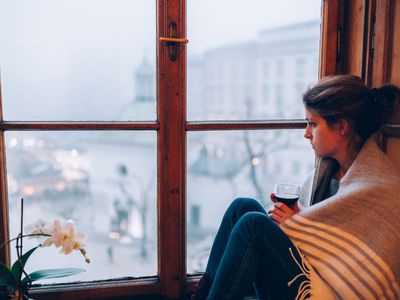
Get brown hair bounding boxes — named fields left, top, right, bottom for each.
left=303, top=74, right=399, bottom=142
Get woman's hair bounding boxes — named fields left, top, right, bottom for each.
left=303, top=74, right=400, bottom=141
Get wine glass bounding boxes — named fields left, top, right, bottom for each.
left=273, top=183, right=300, bottom=207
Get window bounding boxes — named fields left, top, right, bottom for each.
left=5, top=131, right=158, bottom=282
left=187, top=5, right=321, bottom=121
left=262, top=83, right=269, bottom=104
left=276, top=59, right=285, bottom=77
left=296, top=57, right=307, bottom=76
left=0, top=0, right=161, bottom=298
left=186, top=0, right=321, bottom=282
left=262, top=61, right=270, bottom=78
left=0, top=0, right=331, bottom=298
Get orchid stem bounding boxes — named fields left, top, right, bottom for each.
left=17, top=198, right=24, bottom=300
left=15, top=198, right=33, bottom=300
left=0, top=233, right=51, bottom=249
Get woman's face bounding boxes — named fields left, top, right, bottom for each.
left=304, top=109, right=344, bottom=158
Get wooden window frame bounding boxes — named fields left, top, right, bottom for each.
left=3, top=0, right=385, bottom=299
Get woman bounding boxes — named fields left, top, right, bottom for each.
left=190, top=75, right=400, bottom=300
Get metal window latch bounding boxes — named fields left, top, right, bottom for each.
left=160, top=21, right=189, bottom=61
left=159, top=37, right=189, bottom=44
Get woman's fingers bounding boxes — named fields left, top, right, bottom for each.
left=268, top=202, right=298, bottom=224
left=292, top=202, right=300, bottom=214
left=270, top=193, right=276, bottom=203
left=274, top=202, right=292, bottom=213
left=269, top=212, right=284, bottom=224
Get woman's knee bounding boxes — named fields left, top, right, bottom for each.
left=235, top=212, right=275, bottom=234
left=242, top=211, right=272, bottom=225
left=230, top=197, right=263, bottom=213
left=224, top=197, right=265, bottom=222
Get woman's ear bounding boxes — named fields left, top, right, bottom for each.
left=337, top=119, right=350, bottom=136
left=332, top=119, right=350, bottom=136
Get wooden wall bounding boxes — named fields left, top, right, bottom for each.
left=390, top=0, right=400, bottom=86
left=386, top=0, right=400, bottom=170
left=337, top=0, right=400, bottom=170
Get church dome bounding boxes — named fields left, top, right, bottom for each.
left=116, top=56, right=156, bottom=121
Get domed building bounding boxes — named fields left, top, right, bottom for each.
left=117, top=56, right=156, bottom=121
left=114, top=56, right=156, bottom=146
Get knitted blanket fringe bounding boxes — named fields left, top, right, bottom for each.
left=288, top=246, right=311, bottom=300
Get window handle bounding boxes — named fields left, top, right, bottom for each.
left=159, top=37, right=189, bottom=44
left=160, top=22, right=188, bottom=61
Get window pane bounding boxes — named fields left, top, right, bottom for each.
left=0, top=0, right=156, bottom=121
left=187, top=0, right=321, bottom=120
left=6, top=131, right=157, bottom=282
left=187, top=130, right=314, bottom=273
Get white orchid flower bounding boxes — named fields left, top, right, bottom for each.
left=28, top=218, right=90, bottom=263
left=24, top=219, right=51, bottom=243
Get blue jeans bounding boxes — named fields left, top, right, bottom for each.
left=205, top=198, right=308, bottom=300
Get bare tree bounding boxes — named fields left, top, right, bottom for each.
left=242, top=130, right=291, bottom=206
left=242, top=97, right=291, bottom=206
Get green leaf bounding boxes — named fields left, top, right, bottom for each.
left=10, top=246, right=40, bottom=281
left=0, top=262, right=16, bottom=287
left=21, top=268, right=84, bottom=285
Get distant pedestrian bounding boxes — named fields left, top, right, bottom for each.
left=107, top=246, right=114, bottom=264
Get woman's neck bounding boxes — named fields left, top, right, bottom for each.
left=335, top=144, right=361, bottom=180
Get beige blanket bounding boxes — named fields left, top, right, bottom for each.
left=281, top=137, right=400, bottom=299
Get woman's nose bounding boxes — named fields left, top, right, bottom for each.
left=304, top=128, right=311, bottom=139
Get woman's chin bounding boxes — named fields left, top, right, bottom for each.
left=313, top=150, right=322, bottom=157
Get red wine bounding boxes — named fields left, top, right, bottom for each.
left=274, top=193, right=299, bottom=206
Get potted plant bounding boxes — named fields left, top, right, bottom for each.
left=0, top=199, right=90, bottom=300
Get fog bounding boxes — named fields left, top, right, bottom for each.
left=0, top=0, right=320, bottom=120
left=0, top=0, right=155, bottom=120
left=188, top=0, right=321, bottom=55
left=1, top=0, right=321, bottom=281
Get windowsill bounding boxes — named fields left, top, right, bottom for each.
left=29, top=276, right=161, bottom=300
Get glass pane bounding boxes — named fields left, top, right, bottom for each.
left=0, top=1, right=156, bottom=121
left=187, top=0, right=321, bottom=120
left=187, top=130, right=314, bottom=273
left=6, top=131, right=157, bottom=282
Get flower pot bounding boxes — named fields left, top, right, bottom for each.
left=0, top=287, right=32, bottom=300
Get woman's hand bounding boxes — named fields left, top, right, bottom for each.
left=268, top=193, right=299, bottom=224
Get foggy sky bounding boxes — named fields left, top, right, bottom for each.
left=0, top=0, right=320, bottom=121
